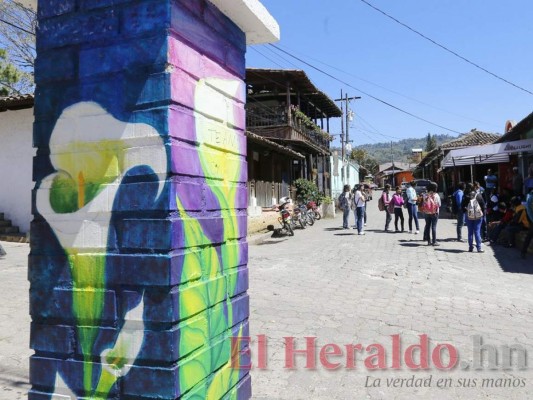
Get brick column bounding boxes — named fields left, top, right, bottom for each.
left=29, top=1, right=278, bottom=398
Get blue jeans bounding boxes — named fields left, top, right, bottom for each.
left=424, top=214, right=438, bottom=244
left=406, top=203, right=419, bottom=231
left=384, top=210, right=392, bottom=230
left=456, top=210, right=465, bottom=240
left=481, top=215, right=488, bottom=240
left=356, top=206, right=365, bottom=233
left=342, top=208, right=350, bottom=228
left=466, top=218, right=482, bottom=250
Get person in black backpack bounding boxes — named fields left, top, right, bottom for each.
left=461, top=183, right=486, bottom=253
left=453, top=182, right=466, bottom=242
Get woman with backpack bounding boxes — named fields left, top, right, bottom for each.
left=461, top=182, right=486, bottom=253
left=338, top=185, right=352, bottom=229
left=380, top=184, right=392, bottom=231
left=421, top=182, right=441, bottom=246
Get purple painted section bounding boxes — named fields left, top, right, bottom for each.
left=31, top=0, right=251, bottom=398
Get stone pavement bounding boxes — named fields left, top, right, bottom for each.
left=0, top=204, right=532, bottom=400
left=248, top=205, right=533, bottom=399
left=0, top=241, right=31, bottom=400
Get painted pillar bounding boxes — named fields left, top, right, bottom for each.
left=29, top=0, right=278, bottom=399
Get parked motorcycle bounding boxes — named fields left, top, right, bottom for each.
left=277, top=200, right=294, bottom=236
left=291, top=205, right=307, bottom=229
left=306, top=201, right=321, bottom=220
left=298, top=204, right=315, bottom=226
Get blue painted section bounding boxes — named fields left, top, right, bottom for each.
left=31, top=0, right=250, bottom=398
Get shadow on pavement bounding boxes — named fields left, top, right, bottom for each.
left=399, top=242, right=426, bottom=247
left=334, top=233, right=356, bottom=236
left=491, top=245, right=533, bottom=274
left=434, top=248, right=467, bottom=254
left=256, top=239, right=289, bottom=245
left=437, top=237, right=460, bottom=242
left=324, top=227, right=344, bottom=231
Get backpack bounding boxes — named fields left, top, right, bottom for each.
left=421, top=194, right=438, bottom=214
left=467, top=197, right=483, bottom=220
left=451, top=190, right=459, bottom=214
left=378, top=195, right=385, bottom=211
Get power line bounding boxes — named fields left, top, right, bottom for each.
left=272, top=44, right=498, bottom=129
left=0, top=17, right=34, bottom=36
left=269, top=44, right=463, bottom=134
left=358, top=0, right=533, bottom=96
left=249, top=46, right=285, bottom=70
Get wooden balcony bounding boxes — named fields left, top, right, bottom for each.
left=246, top=107, right=331, bottom=154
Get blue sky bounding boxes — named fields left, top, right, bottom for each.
left=246, top=0, right=533, bottom=148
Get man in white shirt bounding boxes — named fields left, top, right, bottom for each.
left=405, top=181, right=419, bottom=234
left=352, top=185, right=366, bottom=235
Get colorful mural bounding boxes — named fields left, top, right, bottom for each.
left=30, top=0, right=251, bottom=398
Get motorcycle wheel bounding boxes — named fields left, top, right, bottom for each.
left=299, top=218, right=306, bottom=229
left=306, top=213, right=315, bottom=226
left=284, top=221, right=294, bottom=236
left=314, top=211, right=322, bottom=220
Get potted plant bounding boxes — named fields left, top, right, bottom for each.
left=321, top=196, right=335, bottom=218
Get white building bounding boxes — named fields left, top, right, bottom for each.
left=330, top=150, right=360, bottom=199
left=0, top=95, right=35, bottom=234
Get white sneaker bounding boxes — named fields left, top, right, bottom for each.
left=408, top=230, right=413, bottom=234
left=358, top=232, right=365, bottom=235
left=415, top=231, right=419, bottom=234
left=364, top=223, right=367, bottom=226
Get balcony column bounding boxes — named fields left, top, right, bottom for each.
left=286, top=80, right=292, bottom=122
left=29, top=0, right=278, bottom=399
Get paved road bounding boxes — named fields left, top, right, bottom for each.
left=1, top=203, right=532, bottom=400
left=0, top=242, right=31, bottom=400
left=249, top=205, right=533, bottom=399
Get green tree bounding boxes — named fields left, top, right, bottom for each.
left=425, top=132, right=437, bottom=152
left=350, top=148, right=378, bottom=175
left=0, top=49, right=21, bottom=95
left=0, top=0, right=36, bottom=94
left=350, top=148, right=367, bottom=165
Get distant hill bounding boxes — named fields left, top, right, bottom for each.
left=353, top=134, right=456, bottom=165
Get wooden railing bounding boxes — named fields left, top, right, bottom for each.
left=246, top=106, right=330, bottom=150
left=248, top=180, right=290, bottom=207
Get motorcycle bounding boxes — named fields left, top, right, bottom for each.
left=291, top=205, right=307, bottom=229
left=306, top=201, right=321, bottom=220
left=299, top=203, right=315, bottom=226
left=277, top=200, right=294, bottom=236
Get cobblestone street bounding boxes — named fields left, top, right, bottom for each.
left=248, top=205, right=533, bottom=399
left=1, top=205, right=532, bottom=399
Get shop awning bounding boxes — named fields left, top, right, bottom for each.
left=441, top=138, right=533, bottom=168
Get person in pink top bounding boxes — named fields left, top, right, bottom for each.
left=381, top=184, right=392, bottom=231
left=391, top=186, right=405, bottom=232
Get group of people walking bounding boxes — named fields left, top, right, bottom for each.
left=338, top=176, right=533, bottom=259
left=380, top=181, right=440, bottom=245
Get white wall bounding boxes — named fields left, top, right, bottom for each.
left=0, top=108, right=35, bottom=233
left=330, top=155, right=360, bottom=200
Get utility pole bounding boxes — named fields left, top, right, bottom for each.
left=339, top=90, right=345, bottom=184
left=335, top=92, right=361, bottom=185
left=390, top=141, right=395, bottom=187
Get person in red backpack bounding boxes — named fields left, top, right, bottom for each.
left=422, top=182, right=441, bottom=246
left=381, top=184, right=392, bottom=231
